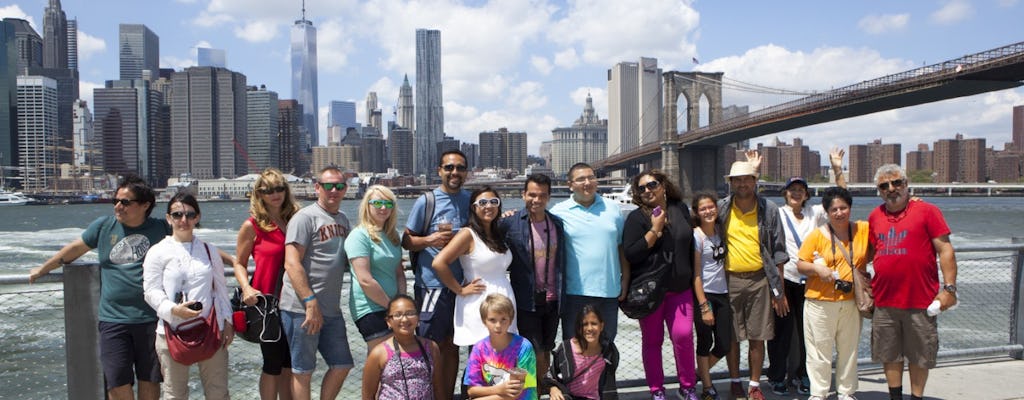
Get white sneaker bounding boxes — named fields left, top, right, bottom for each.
left=807, top=396, right=825, bottom=400
left=839, top=394, right=859, bottom=400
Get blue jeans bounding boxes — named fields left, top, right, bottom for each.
left=281, top=310, right=354, bottom=373
left=561, top=294, right=620, bottom=342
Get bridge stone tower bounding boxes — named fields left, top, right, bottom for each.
left=663, top=71, right=724, bottom=195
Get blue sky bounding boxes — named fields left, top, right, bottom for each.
left=3, top=0, right=1022, bottom=158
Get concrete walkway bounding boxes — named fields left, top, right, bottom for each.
left=614, top=357, right=1024, bottom=400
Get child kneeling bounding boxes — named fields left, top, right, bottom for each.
left=464, top=293, right=538, bottom=399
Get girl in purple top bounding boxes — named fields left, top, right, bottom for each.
left=362, top=295, right=442, bottom=400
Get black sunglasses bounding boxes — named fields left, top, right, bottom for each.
left=639, top=180, right=661, bottom=192
left=112, top=198, right=139, bottom=207
left=257, top=186, right=287, bottom=195
left=877, top=179, right=906, bottom=191
left=169, top=211, right=198, bottom=220
left=441, top=164, right=468, bottom=172
left=319, top=182, right=346, bottom=191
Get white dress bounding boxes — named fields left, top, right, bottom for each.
left=452, top=228, right=517, bottom=346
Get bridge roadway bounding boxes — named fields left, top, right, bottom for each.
left=594, top=41, right=1024, bottom=194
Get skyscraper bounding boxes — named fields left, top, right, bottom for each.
left=71, top=99, right=93, bottom=169
left=291, top=4, right=318, bottom=148
left=94, top=79, right=166, bottom=185
left=388, top=127, right=413, bottom=174
left=170, top=67, right=248, bottom=179
left=551, top=94, right=608, bottom=175
left=16, top=76, right=58, bottom=191
left=328, top=100, right=356, bottom=133
left=396, top=74, right=413, bottom=129
left=479, top=128, right=527, bottom=173
left=65, top=19, right=76, bottom=71
left=119, top=24, right=159, bottom=81
left=415, top=29, right=443, bottom=175
left=277, top=99, right=304, bottom=175
left=9, top=18, right=42, bottom=71
left=247, top=85, right=280, bottom=173
left=197, top=47, right=227, bottom=68
left=366, top=91, right=381, bottom=131
left=42, top=0, right=68, bottom=70
left=608, top=57, right=661, bottom=155
left=1, top=20, right=18, bottom=176
left=1013, top=105, right=1023, bottom=152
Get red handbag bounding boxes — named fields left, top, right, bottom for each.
left=164, top=307, right=222, bottom=365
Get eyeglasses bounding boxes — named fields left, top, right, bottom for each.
left=368, top=199, right=395, bottom=209
left=319, top=182, right=346, bottom=191
left=877, top=179, right=906, bottom=191
left=639, top=180, right=661, bottom=192
left=113, top=198, right=139, bottom=207
left=257, top=186, right=286, bottom=195
left=572, top=175, right=597, bottom=184
left=388, top=311, right=418, bottom=320
left=441, top=164, right=468, bottom=172
left=474, top=198, right=501, bottom=208
left=169, top=211, right=198, bottom=220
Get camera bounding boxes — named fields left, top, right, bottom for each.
left=187, top=302, right=203, bottom=311
left=834, top=279, right=853, bottom=293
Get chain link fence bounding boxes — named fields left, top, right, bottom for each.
left=1, top=246, right=1020, bottom=398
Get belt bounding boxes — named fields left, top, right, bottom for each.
left=728, top=269, right=765, bottom=278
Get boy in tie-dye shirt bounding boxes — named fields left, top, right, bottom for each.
left=464, top=293, right=538, bottom=400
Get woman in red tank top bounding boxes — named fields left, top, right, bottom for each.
left=233, top=168, right=302, bottom=400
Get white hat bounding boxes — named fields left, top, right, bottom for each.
left=725, top=161, right=758, bottom=179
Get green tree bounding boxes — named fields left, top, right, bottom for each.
left=909, top=169, right=934, bottom=183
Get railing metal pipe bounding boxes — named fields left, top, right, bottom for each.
left=1011, top=237, right=1024, bottom=360
left=63, top=264, right=103, bottom=400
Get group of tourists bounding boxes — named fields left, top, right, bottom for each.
left=27, top=146, right=958, bottom=400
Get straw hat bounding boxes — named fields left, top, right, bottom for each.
left=724, top=161, right=758, bottom=179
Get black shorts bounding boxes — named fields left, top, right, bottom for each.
left=415, top=286, right=456, bottom=342
left=98, top=321, right=162, bottom=390
left=355, top=311, right=392, bottom=342
left=518, top=300, right=560, bottom=352
left=259, top=333, right=291, bottom=375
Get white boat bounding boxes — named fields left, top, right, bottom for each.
left=0, top=190, right=35, bottom=206
left=603, top=185, right=638, bottom=211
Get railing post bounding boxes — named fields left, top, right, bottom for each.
left=1011, top=237, right=1024, bottom=360
left=63, top=264, right=104, bottom=400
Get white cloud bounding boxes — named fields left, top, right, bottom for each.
left=76, top=31, right=107, bottom=61
left=79, top=80, right=102, bottom=106
left=0, top=5, right=34, bottom=28
left=233, top=19, right=279, bottom=43
left=316, top=19, right=354, bottom=73
left=857, top=14, right=909, bottom=35
left=531, top=56, right=553, bottom=75
left=507, top=81, right=547, bottom=111
left=553, top=48, right=580, bottom=69
left=931, top=0, right=974, bottom=25
left=548, top=0, right=699, bottom=68
left=192, top=11, right=235, bottom=28
left=161, top=55, right=194, bottom=71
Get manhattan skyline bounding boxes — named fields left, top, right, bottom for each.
left=1, top=0, right=1022, bottom=159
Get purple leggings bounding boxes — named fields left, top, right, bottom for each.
left=640, top=289, right=697, bottom=392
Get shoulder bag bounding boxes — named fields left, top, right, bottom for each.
left=164, top=243, right=223, bottom=364
left=831, top=226, right=874, bottom=319
left=231, top=288, right=283, bottom=343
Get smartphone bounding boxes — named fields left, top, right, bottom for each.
left=187, top=302, right=203, bottom=311
left=652, top=206, right=663, bottom=217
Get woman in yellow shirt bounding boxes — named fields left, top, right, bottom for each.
left=796, top=187, right=871, bottom=400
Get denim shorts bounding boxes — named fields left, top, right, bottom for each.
left=281, top=310, right=354, bottom=373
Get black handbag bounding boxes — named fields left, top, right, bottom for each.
left=619, top=270, right=669, bottom=319
left=231, top=287, right=283, bottom=343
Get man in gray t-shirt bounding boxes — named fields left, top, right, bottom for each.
left=281, top=166, right=353, bottom=400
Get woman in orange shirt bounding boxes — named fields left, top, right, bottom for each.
left=796, top=187, right=871, bottom=400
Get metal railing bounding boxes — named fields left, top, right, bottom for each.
left=2, top=242, right=1022, bottom=399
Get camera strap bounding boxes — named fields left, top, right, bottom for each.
left=828, top=223, right=855, bottom=276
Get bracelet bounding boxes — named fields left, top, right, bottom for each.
left=649, top=230, right=662, bottom=239
left=301, top=294, right=316, bottom=304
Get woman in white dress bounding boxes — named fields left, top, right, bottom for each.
left=432, top=186, right=517, bottom=346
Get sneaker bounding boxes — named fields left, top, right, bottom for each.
left=729, top=382, right=745, bottom=399
left=701, top=389, right=721, bottom=400
left=747, top=386, right=765, bottom=400
left=652, top=389, right=668, bottom=400
left=807, top=396, right=825, bottom=400
left=768, top=380, right=787, bottom=395
left=798, top=377, right=811, bottom=395
left=838, top=394, right=859, bottom=400
left=679, top=387, right=700, bottom=400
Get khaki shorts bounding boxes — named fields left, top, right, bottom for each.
left=728, top=269, right=774, bottom=341
left=871, top=307, right=938, bottom=368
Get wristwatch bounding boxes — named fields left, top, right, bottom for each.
left=942, top=283, right=957, bottom=294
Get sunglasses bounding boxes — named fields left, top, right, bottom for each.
left=113, top=198, right=139, bottom=206
left=319, top=182, right=346, bottom=191
left=169, top=211, right=198, bottom=220
left=388, top=311, right=418, bottom=320
left=877, top=179, right=906, bottom=191
left=639, top=180, right=661, bottom=192
left=441, top=164, right=468, bottom=172
left=474, top=198, right=501, bottom=208
left=368, top=199, right=395, bottom=209
left=257, top=186, right=286, bottom=195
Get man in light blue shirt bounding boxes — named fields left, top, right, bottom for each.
left=550, top=163, right=629, bottom=341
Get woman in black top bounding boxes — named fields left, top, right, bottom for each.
left=621, top=169, right=698, bottom=400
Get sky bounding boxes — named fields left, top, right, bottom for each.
left=3, top=0, right=1023, bottom=160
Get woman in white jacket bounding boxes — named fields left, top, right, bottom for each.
left=144, top=192, right=233, bottom=399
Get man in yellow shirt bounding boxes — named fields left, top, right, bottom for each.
left=716, top=161, right=789, bottom=400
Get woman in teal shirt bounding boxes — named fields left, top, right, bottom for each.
left=346, top=185, right=406, bottom=351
